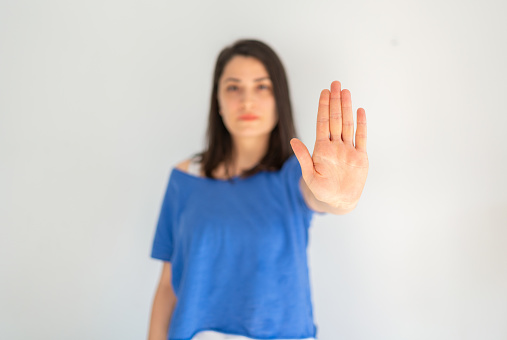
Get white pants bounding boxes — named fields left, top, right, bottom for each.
left=191, top=330, right=316, bottom=340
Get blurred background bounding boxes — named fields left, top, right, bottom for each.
left=1, top=0, right=506, bottom=339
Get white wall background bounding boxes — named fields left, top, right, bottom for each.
left=1, top=0, right=506, bottom=339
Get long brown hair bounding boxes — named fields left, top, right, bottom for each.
left=195, top=39, right=299, bottom=180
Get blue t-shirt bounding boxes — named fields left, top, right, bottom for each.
left=151, top=154, right=325, bottom=340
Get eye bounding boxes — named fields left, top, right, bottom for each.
left=226, top=85, right=238, bottom=92
left=258, top=84, right=270, bottom=90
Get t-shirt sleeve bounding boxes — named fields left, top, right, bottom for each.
left=283, top=155, right=326, bottom=216
left=150, top=170, right=177, bottom=262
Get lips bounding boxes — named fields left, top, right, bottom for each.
left=239, top=114, right=259, bottom=120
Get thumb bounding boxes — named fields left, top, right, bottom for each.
left=290, top=138, right=314, bottom=183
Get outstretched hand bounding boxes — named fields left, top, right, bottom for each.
left=290, top=81, right=369, bottom=209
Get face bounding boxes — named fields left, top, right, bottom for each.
left=217, top=56, right=278, bottom=139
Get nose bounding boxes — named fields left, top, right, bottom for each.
left=240, top=89, right=255, bottom=110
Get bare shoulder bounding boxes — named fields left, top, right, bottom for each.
left=175, top=158, right=192, bottom=173
left=174, top=155, right=206, bottom=177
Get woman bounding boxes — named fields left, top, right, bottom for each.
left=148, top=39, right=368, bottom=340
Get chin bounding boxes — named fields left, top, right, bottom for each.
left=228, top=122, right=277, bottom=138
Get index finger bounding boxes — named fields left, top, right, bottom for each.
left=316, top=89, right=330, bottom=141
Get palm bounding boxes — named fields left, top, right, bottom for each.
left=290, top=81, right=369, bottom=207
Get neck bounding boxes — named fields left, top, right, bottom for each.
left=229, top=134, right=270, bottom=174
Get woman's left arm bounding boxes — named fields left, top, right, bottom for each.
left=290, top=80, right=369, bottom=216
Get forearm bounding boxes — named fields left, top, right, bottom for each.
left=148, top=285, right=177, bottom=340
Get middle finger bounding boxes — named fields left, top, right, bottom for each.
left=329, top=81, right=342, bottom=141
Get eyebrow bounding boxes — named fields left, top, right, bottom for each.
left=223, top=77, right=271, bottom=82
